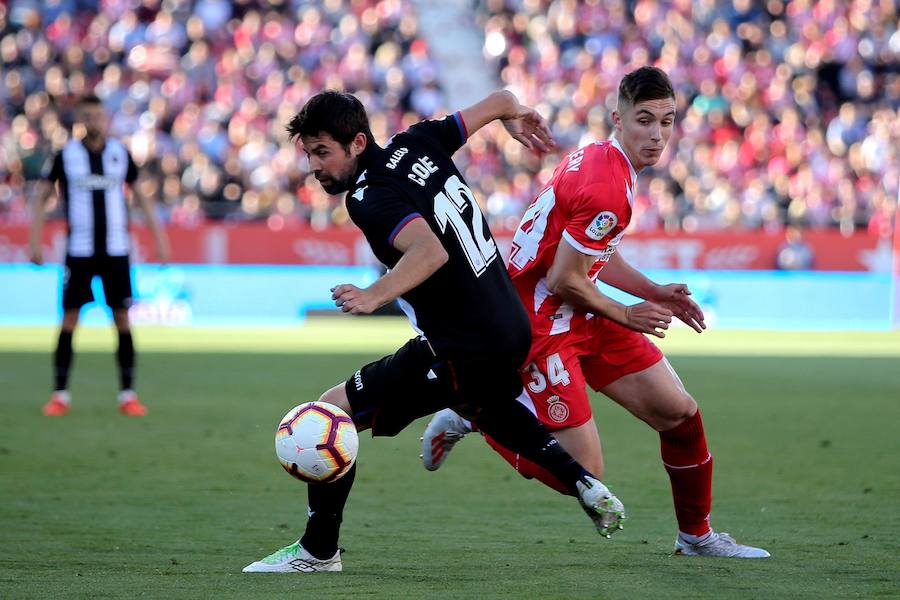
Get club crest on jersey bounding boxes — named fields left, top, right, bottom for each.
left=546, top=395, right=569, bottom=423
left=586, top=211, right=617, bottom=240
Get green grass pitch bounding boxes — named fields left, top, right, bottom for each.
left=1, top=320, right=899, bottom=599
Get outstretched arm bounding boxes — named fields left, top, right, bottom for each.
left=458, top=90, right=555, bottom=152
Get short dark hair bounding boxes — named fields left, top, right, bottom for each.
left=77, top=94, right=103, bottom=107
left=618, top=67, right=675, bottom=106
left=286, top=90, right=375, bottom=148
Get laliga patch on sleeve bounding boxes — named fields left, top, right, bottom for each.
left=586, top=211, right=618, bottom=240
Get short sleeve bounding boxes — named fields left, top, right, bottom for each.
left=561, top=181, right=629, bottom=256
left=42, top=153, right=64, bottom=182
left=125, top=151, right=138, bottom=184
left=348, top=186, right=423, bottom=249
left=405, top=112, right=468, bottom=157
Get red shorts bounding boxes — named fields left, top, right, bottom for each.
left=518, top=316, right=664, bottom=431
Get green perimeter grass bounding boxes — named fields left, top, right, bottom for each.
left=1, top=319, right=899, bottom=356
left=1, top=324, right=899, bottom=599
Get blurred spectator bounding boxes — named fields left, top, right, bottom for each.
left=775, top=225, right=815, bottom=270
left=468, top=0, right=899, bottom=236
left=0, top=0, right=897, bottom=241
left=0, top=0, right=447, bottom=226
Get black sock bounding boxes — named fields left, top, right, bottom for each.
left=54, top=330, right=74, bottom=391
left=117, top=331, right=134, bottom=390
left=300, top=462, right=356, bottom=559
left=477, top=400, right=589, bottom=494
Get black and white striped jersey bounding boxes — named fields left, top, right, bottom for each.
left=43, top=139, right=138, bottom=257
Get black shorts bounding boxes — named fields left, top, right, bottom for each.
left=62, top=255, right=133, bottom=310
left=345, top=336, right=523, bottom=437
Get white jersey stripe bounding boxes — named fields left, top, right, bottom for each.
left=533, top=277, right=552, bottom=314
left=62, top=143, right=94, bottom=256
left=396, top=297, right=425, bottom=336
left=102, top=142, right=131, bottom=255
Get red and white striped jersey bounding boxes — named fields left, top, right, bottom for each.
left=508, top=138, right=637, bottom=353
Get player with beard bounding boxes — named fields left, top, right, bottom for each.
left=243, top=90, right=626, bottom=573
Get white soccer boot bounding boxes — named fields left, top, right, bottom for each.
left=576, top=476, right=626, bottom=538
left=420, top=408, right=472, bottom=471
left=674, top=531, right=770, bottom=558
left=242, top=540, right=342, bottom=572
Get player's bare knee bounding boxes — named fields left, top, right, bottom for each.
left=650, top=391, right=697, bottom=432
left=318, top=385, right=353, bottom=418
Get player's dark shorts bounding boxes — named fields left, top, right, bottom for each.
left=62, top=254, right=133, bottom=310
left=345, top=336, right=523, bottom=437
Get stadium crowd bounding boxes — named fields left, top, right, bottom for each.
left=471, top=0, right=899, bottom=236
left=0, top=0, right=444, bottom=229
left=0, top=0, right=897, bottom=238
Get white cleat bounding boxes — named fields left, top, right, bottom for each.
left=420, top=409, right=472, bottom=471
left=242, top=540, right=342, bottom=572
left=575, top=476, right=626, bottom=538
left=674, top=531, right=770, bottom=558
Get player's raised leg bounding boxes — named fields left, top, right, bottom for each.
left=422, top=353, right=625, bottom=537
left=471, top=389, right=625, bottom=538
left=423, top=404, right=605, bottom=478
left=421, top=408, right=473, bottom=470
left=421, top=408, right=573, bottom=494
left=477, top=417, right=604, bottom=495
left=600, top=357, right=769, bottom=557
left=480, top=408, right=623, bottom=537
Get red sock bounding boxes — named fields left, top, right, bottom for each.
left=659, top=410, right=713, bottom=537
left=482, top=432, right=572, bottom=496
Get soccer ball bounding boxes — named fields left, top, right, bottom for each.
left=275, top=402, right=359, bottom=483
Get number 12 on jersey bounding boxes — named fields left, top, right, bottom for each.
left=433, top=175, right=497, bottom=276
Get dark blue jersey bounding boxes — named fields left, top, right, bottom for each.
left=346, top=113, right=530, bottom=364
